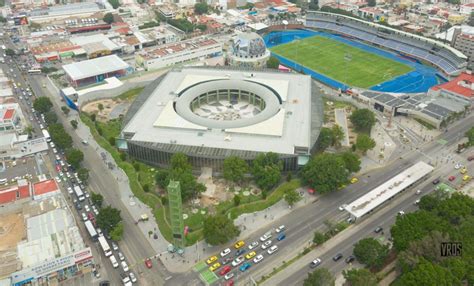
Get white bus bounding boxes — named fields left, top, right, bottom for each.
left=85, top=220, right=98, bottom=241
left=74, top=185, right=85, bottom=201
left=41, top=129, right=51, bottom=143
left=98, top=235, right=112, bottom=257
left=27, top=69, right=41, bottom=74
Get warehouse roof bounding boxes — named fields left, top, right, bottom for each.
left=62, top=55, right=129, bottom=81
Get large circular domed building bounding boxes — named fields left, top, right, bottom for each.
left=121, top=67, right=323, bottom=172
left=228, top=32, right=271, bottom=68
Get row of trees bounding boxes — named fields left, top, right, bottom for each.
left=466, top=126, right=474, bottom=146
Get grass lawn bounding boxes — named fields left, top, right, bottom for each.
left=270, top=36, right=413, bottom=88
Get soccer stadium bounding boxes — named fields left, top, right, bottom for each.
left=121, top=67, right=323, bottom=172
left=265, top=11, right=467, bottom=93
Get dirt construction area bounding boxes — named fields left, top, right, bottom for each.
left=82, top=99, right=130, bottom=122
left=0, top=212, right=26, bottom=277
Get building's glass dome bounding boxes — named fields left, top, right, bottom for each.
left=231, top=32, right=267, bottom=58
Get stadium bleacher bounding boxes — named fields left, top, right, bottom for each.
left=305, top=12, right=466, bottom=76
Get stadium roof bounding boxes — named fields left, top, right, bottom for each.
left=344, top=161, right=434, bottom=218
left=62, top=55, right=129, bottom=81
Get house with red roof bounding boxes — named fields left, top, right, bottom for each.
left=0, top=180, right=30, bottom=205
left=430, top=72, right=474, bottom=106
left=0, top=103, right=23, bottom=133
left=33, top=179, right=60, bottom=201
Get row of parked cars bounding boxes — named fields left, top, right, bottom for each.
left=206, top=225, right=287, bottom=285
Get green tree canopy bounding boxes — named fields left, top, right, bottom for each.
left=466, top=126, right=474, bottom=146
left=343, top=268, right=377, bottom=286
left=44, top=111, right=58, bottom=125
left=367, top=0, right=376, bottom=6
left=267, top=56, right=280, bottom=69
left=165, top=153, right=205, bottom=201
left=90, top=192, right=103, bottom=208
left=394, top=258, right=460, bottom=286
left=300, top=153, right=349, bottom=194
left=331, top=124, right=345, bottom=148
left=110, top=222, right=124, bottom=241
left=70, top=120, right=78, bottom=129
left=33, top=97, right=53, bottom=114
left=78, top=167, right=89, bottom=183
left=317, top=127, right=333, bottom=151
left=5, top=48, right=15, bottom=56
left=303, top=268, right=335, bottom=286
left=284, top=188, right=301, bottom=206
left=108, top=0, right=120, bottom=9
left=223, top=156, right=249, bottom=185
left=194, top=2, right=209, bottom=15
left=338, top=152, right=361, bottom=173
left=96, top=206, right=122, bottom=233
left=469, top=12, right=474, bottom=27
left=252, top=152, right=283, bottom=191
left=48, top=124, right=72, bottom=149
left=313, top=231, right=327, bottom=245
left=61, top=106, right=70, bottom=115
left=155, top=169, right=170, bottom=188
left=356, top=134, right=376, bottom=154
left=203, top=214, right=240, bottom=245
left=103, top=13, right=114, bottom=24
left=353, top=237, right=390, bottom=268
left=65, top=148, right=84, bottom=169
left=349, top=108, right=376, bottom=132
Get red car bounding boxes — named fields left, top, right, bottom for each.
left=219, top=265, right=231, bottom=276
left=225, top=280, right=234, bottom=286
left=145, top=258, right=152, bottom=269
left=448, top=176, right=456, bottom=181
left=55, top=165, right=61, bottom=172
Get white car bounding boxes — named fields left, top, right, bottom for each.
left=414, top=199, right=420, bottom=205
left=81, top=212, right=88, bottom=221
left=416, top=190, right=421, bottom=195
left=398, top=211, right=405, bottom=216
left=85, top=191, right=90, bottom=199
left=54, top=176, right=61, bottom=183
left=121, top=261, right=129, bottom=272
left=260, top=232, right=272, bottom=242
left=92, top=205, right=99, bottom=215
left=253, top=254, right=264, bottom=264
left=59, top=172, right=64, bottom=177
left=338, top=204, right=347, bottom=211
left=66, top=172, right=71, bottom=178
left=220, top=248, right=231, bottom=257
left=67, top=187, right=73, bottom=194
left=52, top=148, right=57, bottom=154
left=275, top=225, right=285, bottom=233
left=84, top=205, right=90, bottom=212
left=454, top=163, right=462, bottom=170
left=49, top=142, right=55, bottom=148
left=261, top=240, right=272, bottom=250
left=118, top=252, right=125, bottom=261
left=267, top=245, right=278, bottom=255
left=224, top=273, right=234, bottom=280
left=231, top=256, right=244, bottom=267
left=111, top=242, right=119, bottom=251
left=129, top=272, right=137, bottom=283
left=248, top=241, right=259, bottom=250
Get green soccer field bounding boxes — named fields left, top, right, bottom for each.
left=270, top=36, right=414, bottom=88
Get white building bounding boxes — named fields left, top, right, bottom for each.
left=460, top=3, right=474, bottom=15
left=135, top=37, right=222, bottom=71
left=0, top=103, right=25, bottom=133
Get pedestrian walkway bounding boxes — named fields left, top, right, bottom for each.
left=194, top=262, right=219, bottom=285
left=334, top=108, right=350, bottom=147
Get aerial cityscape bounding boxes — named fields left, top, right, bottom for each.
left=0, top=0, right=473, bottom=285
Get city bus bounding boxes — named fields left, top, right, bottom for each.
left=27, top=69, right=41, bottom=74
left=98, top=235, right=112, bottom=257
left=85, top=220, right=98, bottom=241
left=41, top=129, right=51, bottom=143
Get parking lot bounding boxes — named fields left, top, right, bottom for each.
left=0, top=155, right=43, bottom=184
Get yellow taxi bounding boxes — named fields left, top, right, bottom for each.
left=245, top=251, right=256, bottom=260
left=463, top=175, right=471, bottom=181
left=234, top=240, right=245, bottom=249
left=350, top=177, right=359, bottom=184
left=206, top=256, right=218, bottom=265
left=460, top=168, right=467, bottom=174
left=209, top=262, right=221, bottom=272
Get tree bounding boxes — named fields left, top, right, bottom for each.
left=70, top=120, right=78, bottom=129
left=170, top=153, right=192, bottom=172
left=284, top=188, right=301, bottom=206
left=0, top=16, right=6, bottom=23
left=252, top=152, right=283, bottom=191
left=167, top=153, right=204, bottom=201
left=91, top=192, right=104, bottom=208
left=203, top=214, right=240, bottom=245
left=110, top=222, right=124, bottom=241
left=339, top=152, right=361, bottom=173
left=223, top=156, right=248, bottom=185
left=48, top=124, right=72, bottom=149
left=303, top=268, right=335, bottom=286
left=349, top=109, right=376, bottom=132
left=44, top=111, right=58, bottom=125
left=267, top=56, right=280, bottom=69
left=98, top=103, right=104, bottom=112
left=65, top=148, right=84, bottom=169
left=155, top=169, right=170, bottom=188
left=103, top=13, right=114, bottom=24
left=194, top=2, right=209, bottom=15
left=233, top=195, right=241, bottom=206
left=367, top=0, right=376, bottom=6
left=356, top=134, right=376, bottom=154
left=33, top=97, right=53, bottom=114
left=96, top=206, right=121, bottom=233
left=343, top=268, right=377, bottom=286
left=469, top=11, right=474, bottom=27
left=353, top=238, right=390, bottom=268
left=268, top=14, right=275, bottom=20
left=317, top=127, right=333, bottom=151
left=5, top=48, right=15, bottom=56
left=61, top=106, right=70, bottom=115
left=25, top=125, right=34, bottom=137
left=78, top=167, right=89, bottom=183
left=466, top=126, right=474, bottom=146
left=313, top=231, right=327, bottom=244
left=300, top=153, right=349, bottom=194
left=331, top=124, right=345, bottom=147
left=108, top=0, right=120, bottom=9
left=309, top=2, right=319, bottom=10
left=394, top=258, right=460, bottom=286
left=196, top=24, right=207, bottom=31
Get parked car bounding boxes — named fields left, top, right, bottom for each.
left=275, top=225, right=285, bottom=233
left=235, top=249, right=246, bottom=256
left=277, top=233, right=286, bottom=241
left=231, top=256, right=244, bottom=267
left=111, top=242, right=119, bottom=251
left=310, top=258, right=321, bottom=268
left=248, top=241, right=259, bottom=250
left=121, top=261, right=129, bottom=272
left=448, top=176, right=456, bottom=181
left=209, top=262, right=221, bottom=272
left=220, top=248, right=231, bottom=257
left=219, top=266, right=232, bottom=276
left=239, top=262, right=251, bottom=272
left=260, top=232, right=272, bottom=242
left=374, top=227, right=383, bottom=233
left=432, top=179, right=440, bottom=185
left=267, top=245, right=278, bottom=255
left=129, top=272, right=137, bottom=283
left=253, top=254, right=264, bottom=264
left=332, top=253, right=343, bottom=261
left=245, top=251, right=256, bottom=260
left=206, top=256, right=217, bottom=265
left=345, top=256, right=355, bottom=263
left=234, top=240, right=245, bottom=249
left=224, top=273, right=234, bottom=280
left=118, top=252, right=125, bottom=261
left=144, top=258, right=152, bottom=268
left=261, top=240, right=272, bottom=250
